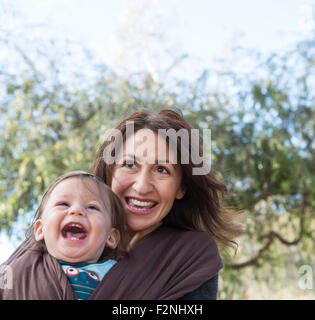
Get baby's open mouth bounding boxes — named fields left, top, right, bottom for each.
left=61, top=223, right=88, bottom=241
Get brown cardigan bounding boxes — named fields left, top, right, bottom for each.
left=0, top=225, right=223, bottom=300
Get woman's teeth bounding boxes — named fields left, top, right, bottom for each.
left=127, top=198, right=156, bottom=208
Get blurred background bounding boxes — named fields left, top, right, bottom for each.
left=0, top=0, right=314, bottom=299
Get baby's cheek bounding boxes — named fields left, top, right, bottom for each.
left=94, top=215, right=112, bottom=232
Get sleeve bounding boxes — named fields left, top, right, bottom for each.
left=0, top=244, right=76, bottom=300
left=178, top=274, right=219, bottom=300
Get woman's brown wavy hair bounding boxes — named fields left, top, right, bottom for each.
left=92, top=109, right=243, bottom=252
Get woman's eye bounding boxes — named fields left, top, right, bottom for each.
left=123, top=160, right=136, bottom=169
left=156, top=166, right=170, bottom=174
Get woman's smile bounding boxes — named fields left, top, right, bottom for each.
left=125, top=196, right=158, bottom=215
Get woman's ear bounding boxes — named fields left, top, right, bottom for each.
left=105, top=228, right=120, bottom=249
left=175, top=185, right=186, bottom=200
left=34, top=219, right=45, bottom=241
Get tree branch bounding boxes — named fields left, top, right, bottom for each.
left=229, top=233, right=274, bottom=269
left=226, top=189, right=309, bottom=269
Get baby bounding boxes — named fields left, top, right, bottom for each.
left=26, top=170, right=127, bottom=299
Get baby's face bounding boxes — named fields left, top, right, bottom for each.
left=34, top=177, right=119, bottom=263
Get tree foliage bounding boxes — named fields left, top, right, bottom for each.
left=0, top=1, right=314, bottom=299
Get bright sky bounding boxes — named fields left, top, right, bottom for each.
left=0, top=0, right=314, bottom=263
left=7, top=0, right=315, bottom=66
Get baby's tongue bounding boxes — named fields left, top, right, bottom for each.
left=65, top=231, right=87, bottom=240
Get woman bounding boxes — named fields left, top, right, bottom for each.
left=1, top=108, right=241, bottom=300
left=92, top=108, right=242, bottom=299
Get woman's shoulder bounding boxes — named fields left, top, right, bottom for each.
left=157, top=225, right=217, bottom=246
left=147, top=225, right=221, bottom=260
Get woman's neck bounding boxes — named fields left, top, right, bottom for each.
left=126, top=222, right=163, bottom=251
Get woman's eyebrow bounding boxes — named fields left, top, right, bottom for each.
left=124, top=153, right=176, bottom=169
left=123, top=154, right=140, bottom=162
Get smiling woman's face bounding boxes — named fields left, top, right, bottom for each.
left=111, top=128, right=185, bottom=236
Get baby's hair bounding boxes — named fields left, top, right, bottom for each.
left=24, top=171, right=128, bottom=260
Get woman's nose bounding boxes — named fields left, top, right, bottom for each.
left=132, top=170, right=154, bottom=195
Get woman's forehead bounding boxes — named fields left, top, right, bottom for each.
left=122, top=128, right=178, bottom=164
